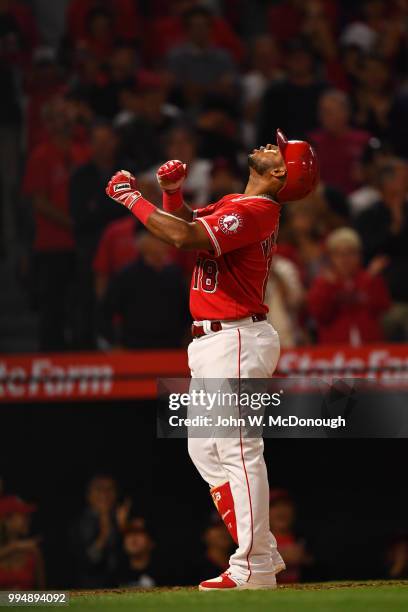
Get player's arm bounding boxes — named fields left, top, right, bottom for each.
left=106, top=170, right=212, bottom=251
left=156, top=160, right=193, bottom=222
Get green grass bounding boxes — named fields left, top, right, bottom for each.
left=54, top=581, right=408, bottom=612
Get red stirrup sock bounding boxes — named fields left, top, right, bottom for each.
left=210, top=481, right=238, bottom=544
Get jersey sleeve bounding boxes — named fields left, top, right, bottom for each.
left=192, top=202, right=220, bottom=219
left=194, top=198, right=280, bottom=256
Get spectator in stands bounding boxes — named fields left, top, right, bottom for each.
left=208, top=158, right=244, bottom=203
left=0, top=496, right=45, bottom=590
left=93, top=217, right=139, bottom=300
left=69, top=122, right=128, bottom=348
left=267, top=0, right=305, bottom=45
left=166, top=6, right=237, bottom=109
left=278, top=198, right=334, bottom=287
left=22, top=96, right=90, bottom=351
left=92, top=172, right=193, bottom=310
left=301, top=0, right=339, bottom=66
left=341, top=0, right=405, bottom=61
left=93, top=175, right=168, bottom=303
left=117, top=74, right=178, bottom=173
left=25, top=48, right=65, bottom=152
left=348, top=137, right=391, bottom=217
left=310, top=90, right=371, bottom=194
left=145, top=126, right=211, bottom=206
left=196, top=96, right=241, bottom=164
left=99, top=232, right=190, bottom=349
left=308, top=228, right=391, bottom=345
left=69, top=475, right=130, bottom=589
left=355, top=161, right=408, bottom=341
left=257, top=37, right=327, bottom=143
left=70, top=123, right=126, bottom=255
left=352, top=54, right=392, bottom=140
left=95, top=45, right=140, bottom=120
left=268, top=0, right=339, bottom=48
left=302, top=180, right=350, bottom=225
left=66, top=0, right=140, bottom=48
left=118, top=520, right=161, bottom=588
left=0, top=0, right=37, bottom=254
left=265, top=255, right=305, bottom=348
left=269, top=489, right=312, bottom=584
left=79, top=7, right=116, bottom=63
left=241, top=35, right=282, bottom=148
left=336, top=43, right=366, bottom=92
left=188, top=516, right=234, bottom=585
left=146, top=0, right=244, bottom=65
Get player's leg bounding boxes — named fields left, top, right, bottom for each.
left=187, top=347, right=228, bottom=488
left=203, top=322, right=283, bottom=587
left=187, top=436, right=228, bottom=487
left=217, top=436, right=275, bottom=584
left=235, top=322, right=285, bottom=580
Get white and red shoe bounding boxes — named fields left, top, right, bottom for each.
left=199, top=571, right=277, bottom=591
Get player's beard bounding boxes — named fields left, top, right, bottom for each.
left=248, top=154, right=269, bottom=175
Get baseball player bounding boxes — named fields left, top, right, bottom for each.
left=105, top=130, right=318, bottom=590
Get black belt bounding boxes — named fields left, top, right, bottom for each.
left=191, top=313, right=267, bottom=338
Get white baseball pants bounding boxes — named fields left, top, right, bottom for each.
left=187, top=318, right=282, bottom=584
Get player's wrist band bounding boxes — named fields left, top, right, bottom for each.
left=123, top=191, right=156, bottom=225
left=163, top=189, right=183, bottom=212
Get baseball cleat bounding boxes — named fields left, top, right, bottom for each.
left=199, top=571, right=277, bottom=591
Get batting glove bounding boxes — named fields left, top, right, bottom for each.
left=105, top=170, right=142, bottom=211
left=156, top=160, right=187, bottom=193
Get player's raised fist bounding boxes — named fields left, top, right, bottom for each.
left=106, top=170, right=141, bottom=210
left=156, top=160, right=187, bottom=193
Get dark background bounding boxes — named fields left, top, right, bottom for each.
left=0, top=399, right=406, bottom=587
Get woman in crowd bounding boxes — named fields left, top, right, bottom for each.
left=307, top=227, right=391, bottom=344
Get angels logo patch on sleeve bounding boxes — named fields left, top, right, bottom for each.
left=218, top=213, right=244, bottom=235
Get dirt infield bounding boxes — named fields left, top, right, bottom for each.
left=70, top=580, right=408, bottom=597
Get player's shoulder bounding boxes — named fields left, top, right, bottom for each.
left=222, top=193, right=281, bottom=210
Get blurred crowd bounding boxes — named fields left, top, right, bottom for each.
left=1, top=475, right=407, bottom=589
left=1, top=0, right=408, bottom=351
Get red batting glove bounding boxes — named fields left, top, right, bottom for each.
left=105, top=170, right=142, bottom=211
left=105, top=170, right=155, bottom=224
left=156, top=160, right=187, bottom=193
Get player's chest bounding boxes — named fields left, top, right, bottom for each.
left=192, top=243, right=272, bottom=292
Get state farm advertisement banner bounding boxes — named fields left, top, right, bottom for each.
left=0, top=344, right=407, bottom=403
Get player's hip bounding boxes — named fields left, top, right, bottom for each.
left=188, top=319, right=280, bottom=378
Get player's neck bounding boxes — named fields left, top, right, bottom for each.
left=244, top=177, right=279, bottom=199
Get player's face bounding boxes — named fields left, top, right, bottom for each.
left=248, top=144, right=285, bottom=176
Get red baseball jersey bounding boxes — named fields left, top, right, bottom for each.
left=190, top=193, right=281, bottom=321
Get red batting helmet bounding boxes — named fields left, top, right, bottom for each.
left=276, top=129, right=319, bottom=202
